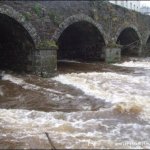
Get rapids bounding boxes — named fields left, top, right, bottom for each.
left=0, top=57, right=150, bottom=149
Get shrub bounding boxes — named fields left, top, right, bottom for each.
left=48, top=11, right=62, bottom=26
left=32, top=3, right=42, bottom=17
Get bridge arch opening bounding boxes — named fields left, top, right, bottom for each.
left=116, top=27, right=141, bottom=57
left=57, top=21, right=106, bottom=63
left=0, top=13, right=35, bottom=73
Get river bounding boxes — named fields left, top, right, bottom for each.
left=0, top=57, right=150, bottom=149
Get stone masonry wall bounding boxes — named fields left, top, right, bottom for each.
left=0, top=1, right=150, bottom=76
left=0, top=1, right=150, bottom=46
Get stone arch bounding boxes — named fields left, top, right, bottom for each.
left=53, top=14, right=107, bottom=62
left=114, top=25, right=142, bottom=56
left=52, top=14, right=108, bottom=45
left=0, top=4, right=40, bottom=46
left=114, top=25, right=142, bottom=45
left=0, top=5, right=41, bottom=72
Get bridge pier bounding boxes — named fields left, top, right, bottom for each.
left=105, top=47, right=121, bottom=63
left=138, top=45, right=144, bottom=57
left=33, top=48, right=57, bottom=78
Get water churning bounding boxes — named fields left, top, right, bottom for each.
left=0, top=57, right=150, bottom=149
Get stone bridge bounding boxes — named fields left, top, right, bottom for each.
left=0, top=1, right=150, bottom=77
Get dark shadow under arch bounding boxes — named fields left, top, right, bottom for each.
left=116, top=27, right=141, bottom=56
left=57, top=21, right=106, bottom=62
left=0, top=13, right=35, bottom=72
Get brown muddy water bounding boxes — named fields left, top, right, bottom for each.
left=0, top=57, right=150, bottom=149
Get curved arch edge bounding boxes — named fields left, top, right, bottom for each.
left=0, top=4, right=41, bottom=48
left=114, top=24, right=143, bottom=45
left=52, top=14, right=108, bottom=45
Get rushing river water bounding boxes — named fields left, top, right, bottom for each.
left=0, top=57, right=150, bottom=149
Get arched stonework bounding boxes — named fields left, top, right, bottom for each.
left=144, top=31, right=150, bottom=45
left=0, top=4, right=40, bottom=47
left=114, top=24, right=142, bottom=45
left=52, top=14, right=108, bottom=45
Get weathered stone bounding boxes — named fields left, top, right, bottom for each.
left=105, top=48, right=121, bottom=63
left=36, top=49, right=57, bottom=77
left=0, top=1, right=150, bottom=77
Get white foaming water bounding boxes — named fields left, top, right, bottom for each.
left=53, top=72, right=150, bottom=104
left=114, top=57, right=150, bottom=69
left=58, top=59, right=82, bottom=63
left=1, top=58, right=150, bottom=149
left=0, top=108, right=150, bottom=149
left=2, top=74, right=62, bottom=95
left=53, top=58, right=150, bottom=122
left=2, top=74, right=24, bottom=85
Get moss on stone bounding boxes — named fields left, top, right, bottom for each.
left=23, top=12, right=32, bottom=21
left=38, top=40, right=58, bottom=49
left=32, top=3, right=42, bottom=17
left=107, top=42, right=122, bottom=48
left=48, top=11, right=62, bottom=26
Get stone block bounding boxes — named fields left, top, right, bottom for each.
left=105, top=47, right=121, bottom=63
left=38, top=49, right=57, bottom=77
